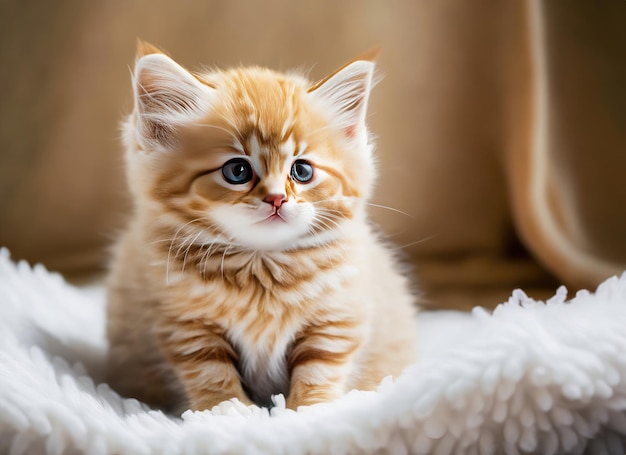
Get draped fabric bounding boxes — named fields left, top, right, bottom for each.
left=1, top=0, right=625, bottom=309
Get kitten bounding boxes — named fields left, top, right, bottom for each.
left=106, top=41, right=418, bottom=413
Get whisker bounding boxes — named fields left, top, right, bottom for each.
left=166, top=218, right=204, bottom=285
left=150, top=238, right=179, bottom=245
left=181, top=231, right=204, bottom=273
left=366, top=203, right=415, bottom=219
left=201, top=239, right=224, bottom=278
left=174, top=234, right=194, bottom=260
left=220, top=245, right=232, bottom=278
left=309, top=197, right=350, bottom=206
left=314, top=217, right=342, bottom=233
left=192, top=123, right=239, bottom=139
left=312, top=212, right=346, bottom=236
left=395, top=235, right=436, bottom=250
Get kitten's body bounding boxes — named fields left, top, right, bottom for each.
left=106, top=43, right=418, bottom=412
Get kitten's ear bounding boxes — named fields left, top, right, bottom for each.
left=135, top=38, right=165, bottom=58
left=132, top=41, right=214, bottom=151
left=307, top=48, right=379, bottom=140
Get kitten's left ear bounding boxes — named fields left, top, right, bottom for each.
left=132, top=40, right=215, bottom=152
left=308, top=48, right=379, bottom=139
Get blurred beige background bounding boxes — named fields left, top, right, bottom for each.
left=1, top=0, right=625, bottom=310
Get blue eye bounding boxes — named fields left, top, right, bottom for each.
left=291, top=160, right=314, bottom=183
left=222, top=158, right=253, bottom=184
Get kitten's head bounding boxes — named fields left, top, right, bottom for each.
left=124, top=41, right=378, bottom=251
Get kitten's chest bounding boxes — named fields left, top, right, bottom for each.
left=219, top=291, right=303, bottom=406
left=232, top=324, right=294, bottom=406
left=163, top=251, right=358, bottom=404
left=175, top=277, right=307, bottom=404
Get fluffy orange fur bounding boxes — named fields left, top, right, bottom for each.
left=106, top=41, right=418, bottom=413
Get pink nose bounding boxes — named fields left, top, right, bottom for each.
left=263, top=193, right=287, bottom=208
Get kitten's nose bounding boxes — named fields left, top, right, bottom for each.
left=263, top=193, right=287, bottom=208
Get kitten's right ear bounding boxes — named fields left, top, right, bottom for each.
left=132, top=41, right=214, bottom=151
left=307, top=48, right=379, bottom=141
left=136, top=38, right=165, bottom=58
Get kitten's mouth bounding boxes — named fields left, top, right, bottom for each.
left=259, top=209, right=287, bottom=224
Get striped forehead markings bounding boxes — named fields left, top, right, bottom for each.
left=247, top=134, right=261, bottom=156
left=232, top=140, right=246, bottom=155
left=295, top=140, right=308, bottom=157
left=242, top=133, right=307, bottom=157
left=279, top=136, right=296, bottom=156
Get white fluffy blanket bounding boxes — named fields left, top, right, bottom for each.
left=1, top=248, right=626, bottom=454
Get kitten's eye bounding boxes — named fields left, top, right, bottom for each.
left=291, top=160, right=314, bottom=183
left=222, top=158, right=253, bottom=185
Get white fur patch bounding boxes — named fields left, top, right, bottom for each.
left=236, top=333, right=292, bottom=406
left=209, top=200, right=316, bottom=251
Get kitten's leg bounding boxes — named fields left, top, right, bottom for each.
left=158, top=319, right=252, bottom=411
left=286, top=320, right=362, bottom=409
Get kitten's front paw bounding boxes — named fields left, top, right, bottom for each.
left=210, top=397, right=257, bottom=416
left=286, top=390, right=340, bottom=410
left=270, top=393, right=286, bottom=409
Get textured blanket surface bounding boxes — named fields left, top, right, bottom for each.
left=1, top=248, right=626, bottom=455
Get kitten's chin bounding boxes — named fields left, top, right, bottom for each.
left=238, top=226, right=343, bottom=252
left=240, top=223, right=311, bottom=251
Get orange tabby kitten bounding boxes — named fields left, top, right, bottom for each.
left=106, top=41, right=418, bottom=413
